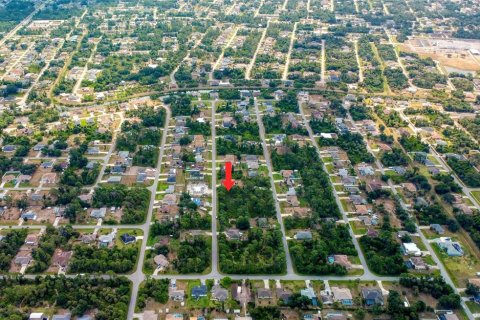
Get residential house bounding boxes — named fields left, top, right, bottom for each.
left=276, top=287, right=292, bottom=304
left=257, top=288, right=272, bottom=300
left=121, top=233, right=136, bottom=244
left=25, top=234, right=39, bottom=246
left=29, top=313, right=48, bottom=320
left=320, top=290, right=334, bottom=305
left=437, top=237, right=464, bottom=256
left=192, top=285, right=208, bottom=300
left=15, top=251, right=32, bottom=265
left=154, top=254, right=169, bottom=270
left=41, top=173, right=57, bottom=184
left=437, top=312, right=460, bottom=320
left=403, top=242, right=422, bottom=256
left=294, top=230, right=313, bottom=240
left=2, top=145, right=16, bottom=153
left=21, top=211, right=37, bottom=221
left=142, top=311, right=158, bottom=320
left=402, top=182, right=417, bottom=194
left=51, top=251, right=71, bottom=272
left=287, top=195, right=300, bottom=206
left=331, top=287, right=353, bottom=306
left=52, top=314, right=71, bottom=320
left=211, top=285, right=228, bottom=302
left=226, top=228, right=242, bottom=240
left=98, top=230, right=116, bottom=248
left=325, top=313, right=348, bottom=320
left=430, top=224, right=445, bottom=234
left=358, top=165, right=375, bottom=176
left=169, top=288, right=185, bottom=302
left=330, top=255, right=352, bottom=269
left=300, top=287, right=318, bottom=306
left=361, top=287, right=384, bottom=306
left=91, top=208, right=107, bottom=219
left=366, top=180, right=383, bottom=193
left=409, top=257, right=428, bottom=270
left=165, top=314, right=184, bottom=320
left=163, top=194, right=178, bottom=206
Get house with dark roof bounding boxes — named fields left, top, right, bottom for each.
left=361, top=287, right=384, bottom=306
left=52, top=249, right=73, bottom=269
left=256, top=288, right=272, bottom=300
left=211, top=285, right=228, bottom=302
left=121, top=233, right=136, bottom=245
left=430, top=224, right=445, bottom=234
left=225, top=228, right=242, bottom=240
left=276, top=287, right=292, bottom=304
left=21, top=211, right=37, bottom=220
left=192, top=285, right=208, bottom=300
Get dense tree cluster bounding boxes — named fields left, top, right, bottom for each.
left=218, top=176, right=276, bottom=227
left=93, top=184, right=150, bottom=223
left=447, top=158, right=480, bottom=188
left=374, top=106, right=407, bottom=128
left=0, top=276, right=131, bottom=319
left=0, top=229, right=28, bottom=272
left=263, top=114, right=307, bottom=136
left=360, top=230, right=406, bottom=275
left=289, top=223, right=356, bottom=275
left=174, top=236, right=211, bottom=273
left=218, top=229, right=286, bottom=274
left=137, top=279, right=169, bottom=310
left=272, top=143, right=340, bottom=219
left=276, top=91, right=300, bottom=113
left=349, top=105, right=372, bottom=121
left=27, top=225, right=78, bottom=273
left=320, top=132, right=374, bottom=165
left=380, top=147, right=409, bottom=167
left=400, top=135, right=429, bottom=153
left=216, top=137, right=263, bottom=157
left=457, top=214, right=480, bottom=250
left=414, top=203, right=448, bottom=226
left=384, top=67, right=409, bottom=90
left=69, top=245, right=138, bottom=274
left=399, top=275, right=461, bottom=309
left=386, top=290, right=427, bottom=319
left=178, top=193, right=211, bottom=230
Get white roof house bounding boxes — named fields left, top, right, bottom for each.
left=403, top=242, right=421, bottom=256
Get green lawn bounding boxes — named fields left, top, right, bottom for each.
left=471, top=191, right=480, bottom=205
left=431, top=242, right=480, bottom=287
left=466, top=301, right=480, bottom=314
left=349, top=221, right=366, bottom=235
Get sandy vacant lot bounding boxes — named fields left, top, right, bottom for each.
left=402, top=38, right=480, bottom=72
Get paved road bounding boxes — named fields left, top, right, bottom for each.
left=73, top=37, right=101, bottom=95
left=354, top=40, right=364, bottom=83
left=254, top=98, right=294, bottom=275
left=282, top=22, right=298, bottom=81
left=245, top=20, right=270, bottom=80
left=127, top=105, right=171, bottom=320
left=210, top=100, right=220, bottom=276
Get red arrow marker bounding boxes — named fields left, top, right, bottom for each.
left=222, top=161, right=235, bottom=191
